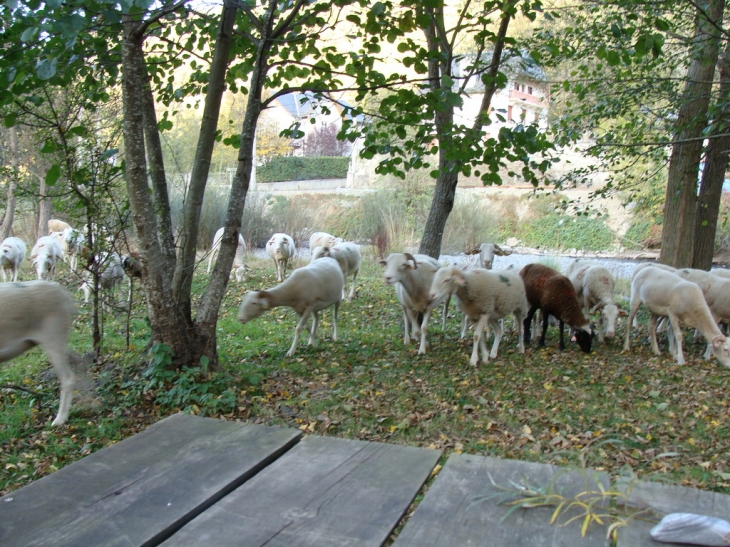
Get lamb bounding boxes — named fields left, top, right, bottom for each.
left=566, top=259, right=626, bottom=342
left=477, top=243, right=512, bottom=269
left=0, top=281, right=77, bottom=425
left=380, top=252, right=443, bottom=346
left=520, top=263, right=593, bottom=352
left=309, top=231, right=337, bottom=250
left=80, top=252, right=125, bottom=304
left=623, top=266, right=730, bottom=367
left=423, top=266, right=528, bottom=365
left=238, top=256, right=344, bottom=357
left=31, top=236, right=63, bottom=281
left=266, top=233, right=296, bottom=282
left=207, top=227, right=248, bottom=282
left=1, top=237, right=27, bottom=282
left=47, top=219, right=71, bottom=234
left=310, top=242, right=362, bottom=301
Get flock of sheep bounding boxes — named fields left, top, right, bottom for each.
left=3, top=219, right=730, bottom=428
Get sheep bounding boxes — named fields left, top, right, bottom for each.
left=207, top=227, right=248, bottom=282
left=566, top=260, right=626, bottom=342
left=47, top=219, right=71, bottom=234
left=380, top=252, right=444, bottom=347
left=310, top=242, right=362, bottom=301
left=623, top=266, right=730, bottom=367
left=309, top=231, right=337, bottom=250
left=520, top=263, right=593, bottom=352
left=266, top=233, right=296, bottom=282
left=80, top=252, right=125, bottom=304
left=477, top=243, right=512, bottom=270
left=423, top=266, right=528, bottom=365
left=1, top=237, right=27, bottom=282
left=49, top=228, right=84, bottom=272
left=31, top=236, right=63, bottom=281
left=238, top=256, right=344, bottom=357
left=0, top=281, right=77, bottom=425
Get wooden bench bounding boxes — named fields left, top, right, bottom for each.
left=3, top=413, right=729, bottom=546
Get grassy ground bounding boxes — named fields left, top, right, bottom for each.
left=1, top=257, right=730, bottom=497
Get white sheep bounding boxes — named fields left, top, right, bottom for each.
left=380, top=252, right=444, bottom=346
left=566, top=260, right=626, bottom=342
left=31, top=236, right=63, bottom=281
left=0, top=281, right=77, bottom=425
left=207, top=227, right=248, bottom=282
left=623, top=266, right=730, bottom=367
left=80, top=252, right=125, bottom=304
left=423, top=266, right=528, bottom=365
left=309, top=231, right=337, bottom=250
left=310, top=242, right=361, bottom=301
left=266, top=233, right=296, bottom=282
left=238, top=256, right=344, bottom=357
left=1, top=237, right=27, bottom=282
left=49, top=228, right=84, bottom=272
left=47, top=219, right=71, bottom=234
left=478, top=243, right=512, bottom=269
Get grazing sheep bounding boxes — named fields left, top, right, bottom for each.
left=477, top=243, right=512, bottom=270
left=380, top=252, right=443, bottom=346
left=424, top=266, right=528, bottom=365
left=50, top=228, right=84, bottom=272
left=1, top=237, right=27, bottom=282
left=266, top=233, right=296, bottom=282
left=0, top=281, right=77, bottom=426
left=566, top=260, right=626, bottom=342
left=47, top=219, right=71, bottom=234
left=711, top=268, right=730, bottom=280
left=309, top=231, right=337, bottom=250
left=520, top=263, right=593, bottom=353
left=207, top=227, right=247, bottom=282
left=238, top=257, right=344, bottom=357
left=310, top=242, right=362, bottom=301
left=623, top=266, right=730, bottom=367
left=31, top=236, right=63, bottom=281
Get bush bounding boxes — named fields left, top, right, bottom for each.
left=441, top=195, right=499, bottom=254
left=517, top=214, right=615, bottom=251
left=257, top=156, right=349, bottom=182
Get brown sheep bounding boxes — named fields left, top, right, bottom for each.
left=520, top=263, right=594, bottom=352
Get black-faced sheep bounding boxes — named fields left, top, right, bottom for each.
left=0, top=281, right=77, bottom=426
left=266, top=233, right=296, bottom=282
left=310, top=242, right=362, bottom=302
left=520, top=263, right=593, bottom=352
left=380, top=252, right=441, bottom=346
left=1, top=237, right=27, bottom=282
left=238, top=256, right=344, bottom=357
left=624, top=266, right=730, bottom=367
left=425, top=266, right=528, bottom=365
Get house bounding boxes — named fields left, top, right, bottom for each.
left=453, top=53, right=549, bottom=135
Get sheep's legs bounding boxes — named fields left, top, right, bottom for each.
left=347, top=270, right=358, bottom=302
left=623, top=292, right=643, bottom=351
left=648, top=313, right=661, bottom=355
left=540, top=313, right=551, bottom=347
left=668, top=313, right=685, bottom=365
left=523, top=306, right=538, bottom=345
left=288, top=309, right=313, bottom=357
left=331, top=301, right=339, bottom=341
left=42, top=344, right=75, bottom=427
left=488, top=319, right=502, bottom=358
left=308, top=311, right=319, bottom=347
left=441, top=296, right=450, bottom=331
left=470, top=314, right=491, bottom=366
left=418, top=307, right=433, bottom=355
left=514, top=311, right=525, bottom=354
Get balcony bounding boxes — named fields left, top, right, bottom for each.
left=508, top=89, right=544, bottom=105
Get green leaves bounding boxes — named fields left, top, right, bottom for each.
left=45, top=164, right=62, bottom=186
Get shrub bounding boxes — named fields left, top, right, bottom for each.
left=441, top=195, right=500, bottom=254
left=517, top=214, right=615, bottom=251
left=257, top=156, right=349, bottom=182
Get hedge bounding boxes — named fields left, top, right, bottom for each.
left=257, top=156, right=350, bottom=183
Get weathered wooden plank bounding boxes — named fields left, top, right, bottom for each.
left=0, top=413, right=301, bottom=547
left=162, top=435, right=442, bottom=547
left=616, top=478, right=730, bottom=546
left=392, top=454, right=610, bottom=547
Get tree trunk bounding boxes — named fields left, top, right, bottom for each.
left=418, top=2, right=516, bottom=258
left=173, top=0, right=237, bottom=318
left=121, top=15, right=192, bottom=367
left=693, top=40, right=730, bottom=270
left=193, top=1, right=278, bottom=348
left=0, top=126, right=18, bottom=240
left=660, top=0, right=724, bottom=267
left=37, top=178, right=52, bottom=240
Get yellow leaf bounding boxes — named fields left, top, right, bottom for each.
left=430, top=464, right=442, bottom=476
left=543, top=383, right=554, bottom=390
left=688, top=437, right=696, bottom=446
left=522, top=425, right=532, bottom=435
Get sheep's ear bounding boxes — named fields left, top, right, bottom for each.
left=259, top=291, right=271, bottom=310
left=618, top=307, right=628, bottom=317
left=379, top=260, right=387, bottom=267
left=454, top=271, right=467, bottom=287
left=712, top=336, right=725, bottom=348
left=590, top=302, right=606, bottom=314
left=403, top=252, right=417, bottom=269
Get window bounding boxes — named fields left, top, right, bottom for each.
left=528, top=86, right=533, bottom=95
left=507, top=105, right=513, bottom=121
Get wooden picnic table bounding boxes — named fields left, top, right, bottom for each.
left=1, top=413, right=728, bottom=546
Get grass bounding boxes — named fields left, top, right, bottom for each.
left=2, top=257, right=730, bottom=497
